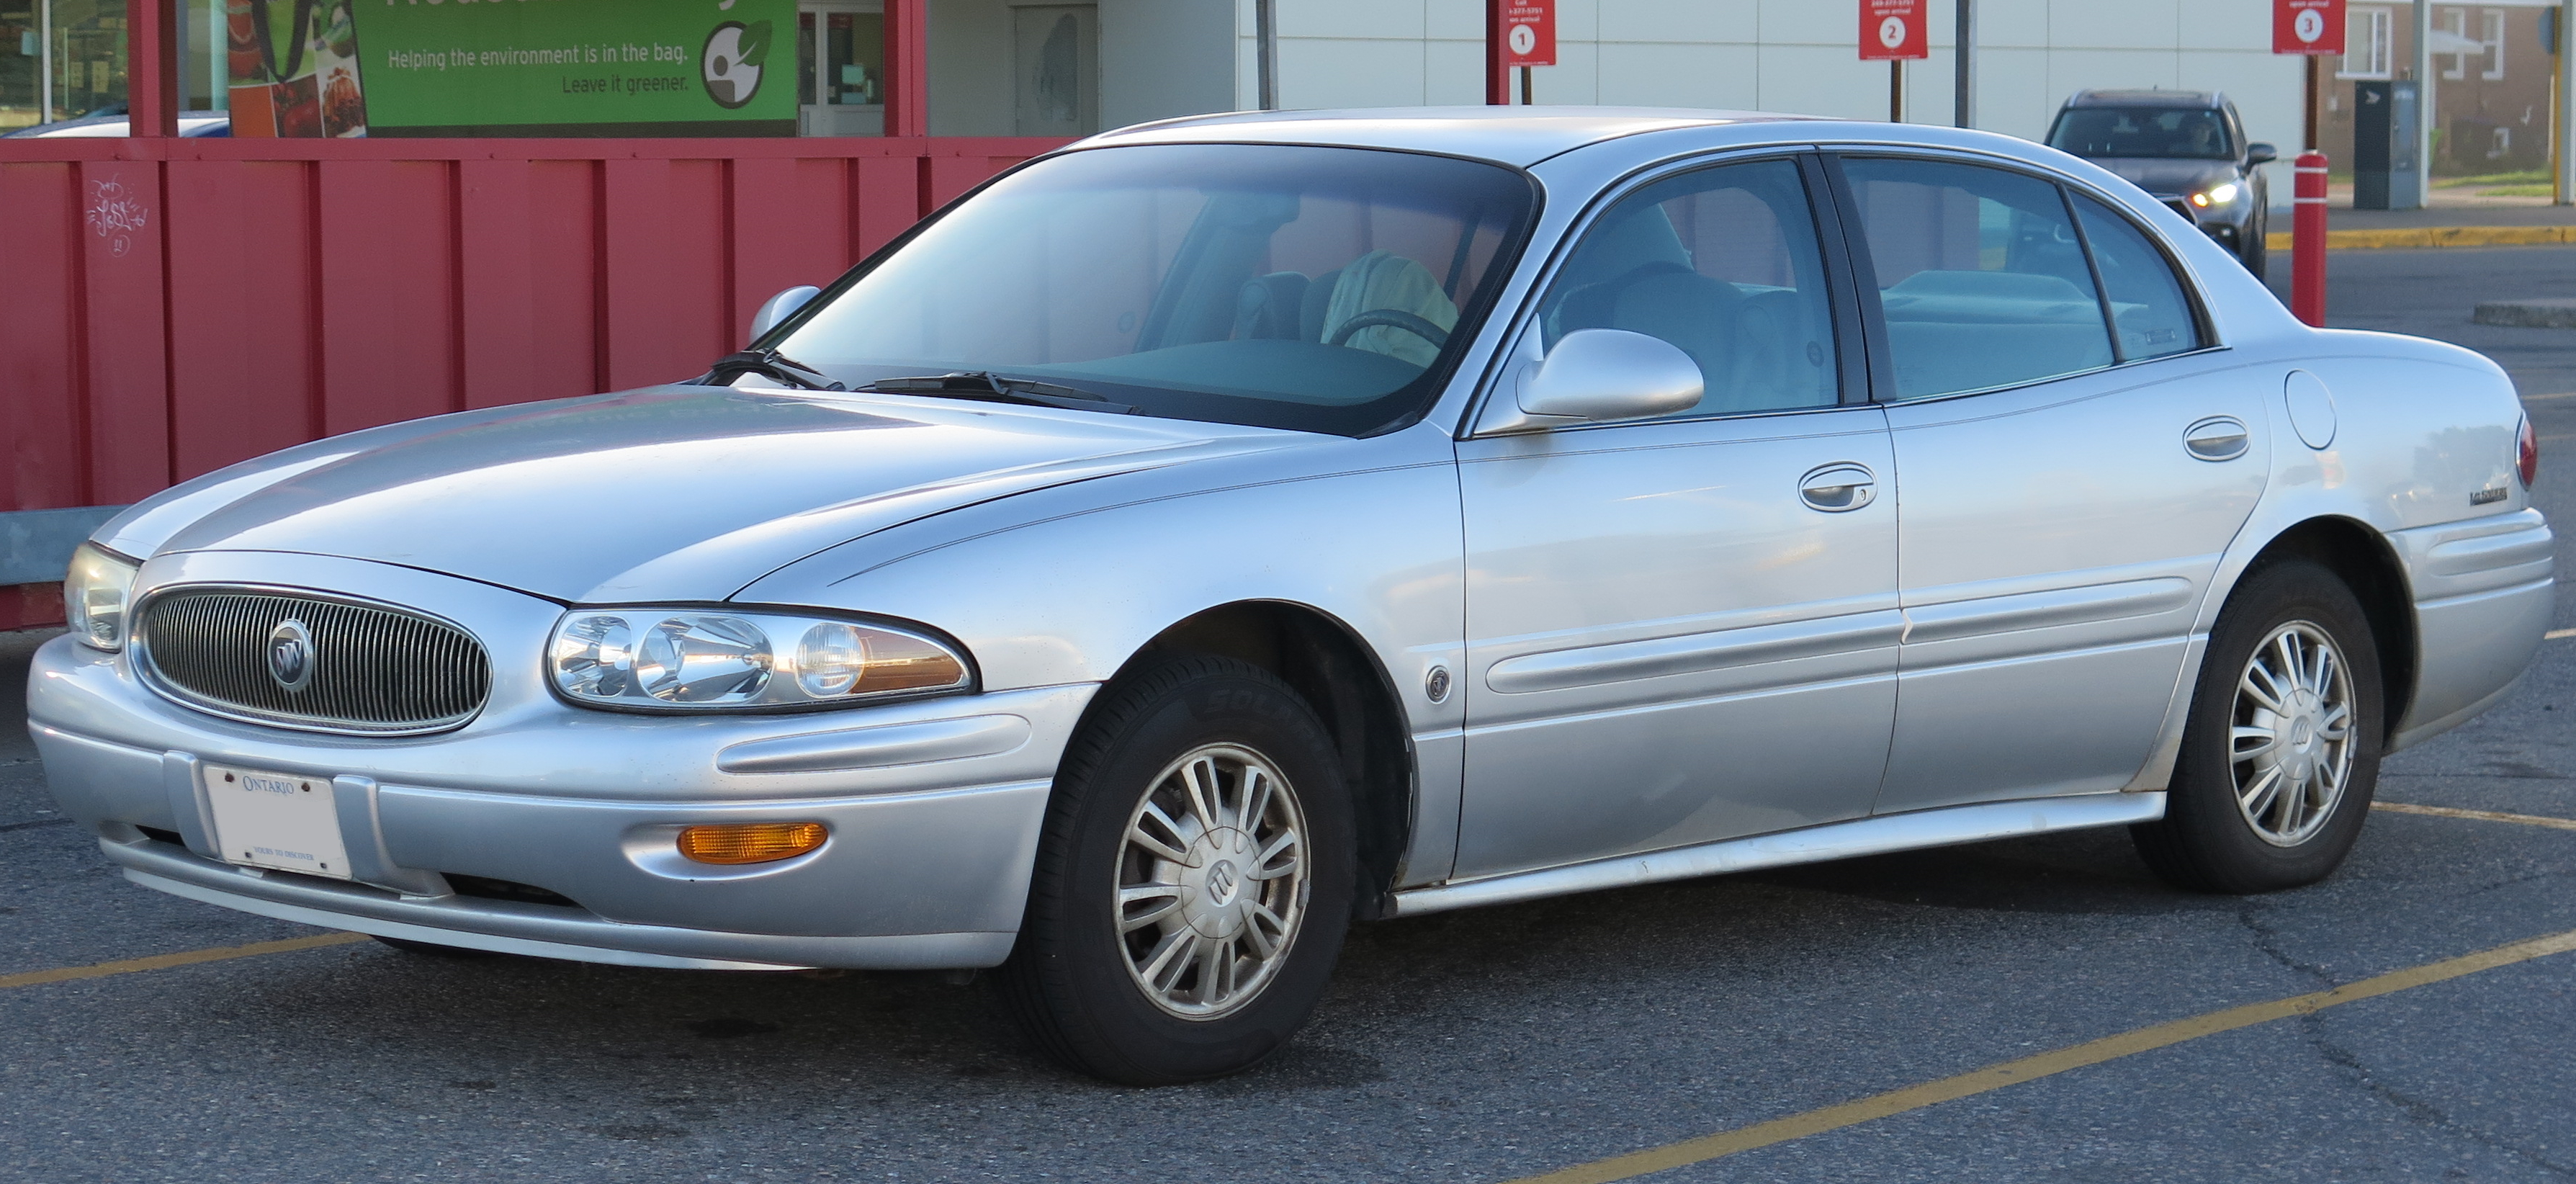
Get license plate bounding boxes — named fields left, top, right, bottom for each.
left=202, top=764, right=353, bottom=880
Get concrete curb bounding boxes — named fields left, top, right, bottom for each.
left=2263, top=225, right=2576, bottom=251
left=2472, top=300, right=2576, bottom=329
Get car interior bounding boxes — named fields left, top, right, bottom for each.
left=1535, top=161, right=1840, bottom=418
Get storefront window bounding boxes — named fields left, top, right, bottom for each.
left=797, top=2, right=883, bottom=136
left=1, top=0, right=127, bottom=131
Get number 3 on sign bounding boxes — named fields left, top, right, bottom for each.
left=2273, top=0, right=2345, bottom=55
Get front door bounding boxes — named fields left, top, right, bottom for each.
left=1453, top=156, right=1902, bottom=879
left=1830, top=154, right=2272, bottom=815
left=798, top=2, right=884, bottom=137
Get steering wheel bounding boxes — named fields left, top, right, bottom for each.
left=1327, top=309, right=1450, bottom=350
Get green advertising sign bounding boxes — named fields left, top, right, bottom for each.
left=226, top=0, right=797, bottom=138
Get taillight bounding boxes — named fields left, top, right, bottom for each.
left=2519, top=416, right=2540, bottom=489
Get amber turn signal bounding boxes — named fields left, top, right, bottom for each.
left=677, top=821, right=827, bottom=865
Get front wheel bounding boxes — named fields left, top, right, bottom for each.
left=997, top=655, right=1354, bottom=1085
left=2133, top=560, right=2383, bottom=893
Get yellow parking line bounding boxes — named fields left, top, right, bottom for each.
left=2265, top=226, right=2576, bottom=251
left=2374, top=801, right=2576, bottom=831
left=0, top=932, right=368, bottom=992
left=1502, top=925, right=2576, bottom=1184
left=2547, top=627, right=2575, bottom=641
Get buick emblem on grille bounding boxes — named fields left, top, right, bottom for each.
left=266, top=619, right=315, bottom=693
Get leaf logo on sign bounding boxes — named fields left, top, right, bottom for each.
left=701, top=19, right=771, bottom=109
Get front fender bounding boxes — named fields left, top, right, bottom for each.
left=736, top=421, right=1466, bottom=724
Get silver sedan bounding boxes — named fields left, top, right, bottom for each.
left=30, top=108, right=2554, bottom=1084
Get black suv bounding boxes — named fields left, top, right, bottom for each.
left=2045, top=89, right=2276, bottom=276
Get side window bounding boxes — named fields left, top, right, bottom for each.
left=2073, top=194, right=2204, bottom=361
left=1841, top=158, right=2114, bottom=400
left=1537, top=158, right=1839, bottom=418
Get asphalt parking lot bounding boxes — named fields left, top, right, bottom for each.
left=5, top=246, right=2574, bottom=1183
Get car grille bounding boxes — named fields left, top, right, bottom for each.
left=135, top=589, right=490, bottom=735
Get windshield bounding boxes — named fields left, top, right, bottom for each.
left=769, top=143, right=1538, bottom=436
left=2047, top=107, right=2235, bottom=160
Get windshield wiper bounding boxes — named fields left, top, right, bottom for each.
left=697, top=348, right=846, bottom=391
left=852, top=371, right=1134, bottom=414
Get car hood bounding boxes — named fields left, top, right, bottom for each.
left=2084, top=156, right=2239, bottom=197
left=138, top=387, right=1303, bottom=603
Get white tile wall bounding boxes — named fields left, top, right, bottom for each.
left=1178, top=0, right=2303, bottom=167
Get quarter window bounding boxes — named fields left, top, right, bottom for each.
left=1841, top=158, right=2113, bottom=400
left=1536, top=158, right=1840, bottom=419
left=2072, top=194, right=2204, bottom=362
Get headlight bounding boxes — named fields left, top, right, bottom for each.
left=63, top=543, right=140, bottom=652
left=2189, top=182, right=2240, bottom=208
left=548, top=608, right=971, bottom=712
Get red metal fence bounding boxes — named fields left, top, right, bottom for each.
left=0, top=135, right=1061, bottom=629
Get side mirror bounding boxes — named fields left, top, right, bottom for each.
left=2245, top=143, right=2278, bottom=166
left=1478, top=328, right=1704, bottom=434
left=747, top=285, right=821, bottom=345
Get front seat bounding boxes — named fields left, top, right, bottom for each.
left=1316, top=251, right=1458, bottom=367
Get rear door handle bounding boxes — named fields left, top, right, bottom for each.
left=2184, top=416, right=2250, bottom=461
left=1798, top=463, right=1877, bottom=512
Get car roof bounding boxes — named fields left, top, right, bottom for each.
left=1073, top=106, right=1833, bottom=168
left=2061, top=89, right=2226, bottom=110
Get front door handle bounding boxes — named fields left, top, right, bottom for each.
left=2184, top=416, right=2250, bottom=461
left=1798, top=463, right=1877, bottom=512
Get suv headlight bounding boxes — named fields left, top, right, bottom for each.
left=63, top=543, right=141, bottom=652
left=547, top=608, right=971, bottom=712
left=2189, top=182, right=2240, bottom=209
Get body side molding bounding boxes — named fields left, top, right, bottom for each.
left=1388, top=791, right=2167, bottom=916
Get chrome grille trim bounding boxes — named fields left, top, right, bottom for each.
left=133, top=586, right=491, bottom=737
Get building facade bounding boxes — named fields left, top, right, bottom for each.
left=9, top=0, right=2560, bottom=187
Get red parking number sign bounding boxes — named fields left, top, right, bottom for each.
left=2274, top=0, right=2345, bottom=54
left=1501, top=1, right=1554, bottom=68
left=1859, top=0, right=1926, bottom=61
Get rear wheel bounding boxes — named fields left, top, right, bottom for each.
left=997, top=655, right=1354, bottom=1085
left=2133, top=560, right=2383, bottom=893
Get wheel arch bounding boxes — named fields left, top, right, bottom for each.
left=1090, top=599, right=1418, bottom=918
left=2227, top=514, right=2419, bottom=739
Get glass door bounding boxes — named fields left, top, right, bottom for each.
left=796, top=0, right=881, bottom=137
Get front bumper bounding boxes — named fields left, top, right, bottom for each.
left=2154, top=192, right=2255, bottom=251
left=28, top=551, right=1097, bottom=970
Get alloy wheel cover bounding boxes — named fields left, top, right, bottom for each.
left=2229, top=620, right=2356, bottom=847
left=1113, top=743, right=1311, bottom=1020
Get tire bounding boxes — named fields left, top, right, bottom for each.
left=2240, top=210, right=2268, bottom=279
left=2133, top=559, right=2383, bottom=893
left=997, top=655, right=1355, bottom=1085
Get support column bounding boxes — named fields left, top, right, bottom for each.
left=1952, top=0, right=1973, bottom=127
left=2409, top=0, right=2433, bottom=208
left=1255, top=0, right=1279, bottom=110
left=2560, top=0, right=2575, bottom=205
left=128, top=0, right=181, bottom=137
left=2304, top=54, right=2322, bottom=151
left=885, top=0, right=928, bottom=138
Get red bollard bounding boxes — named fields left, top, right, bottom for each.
left=2292, top=151, right=2329, bottom=326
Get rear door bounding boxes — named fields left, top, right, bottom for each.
left=1826, top=153, right=2273, bottom=814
